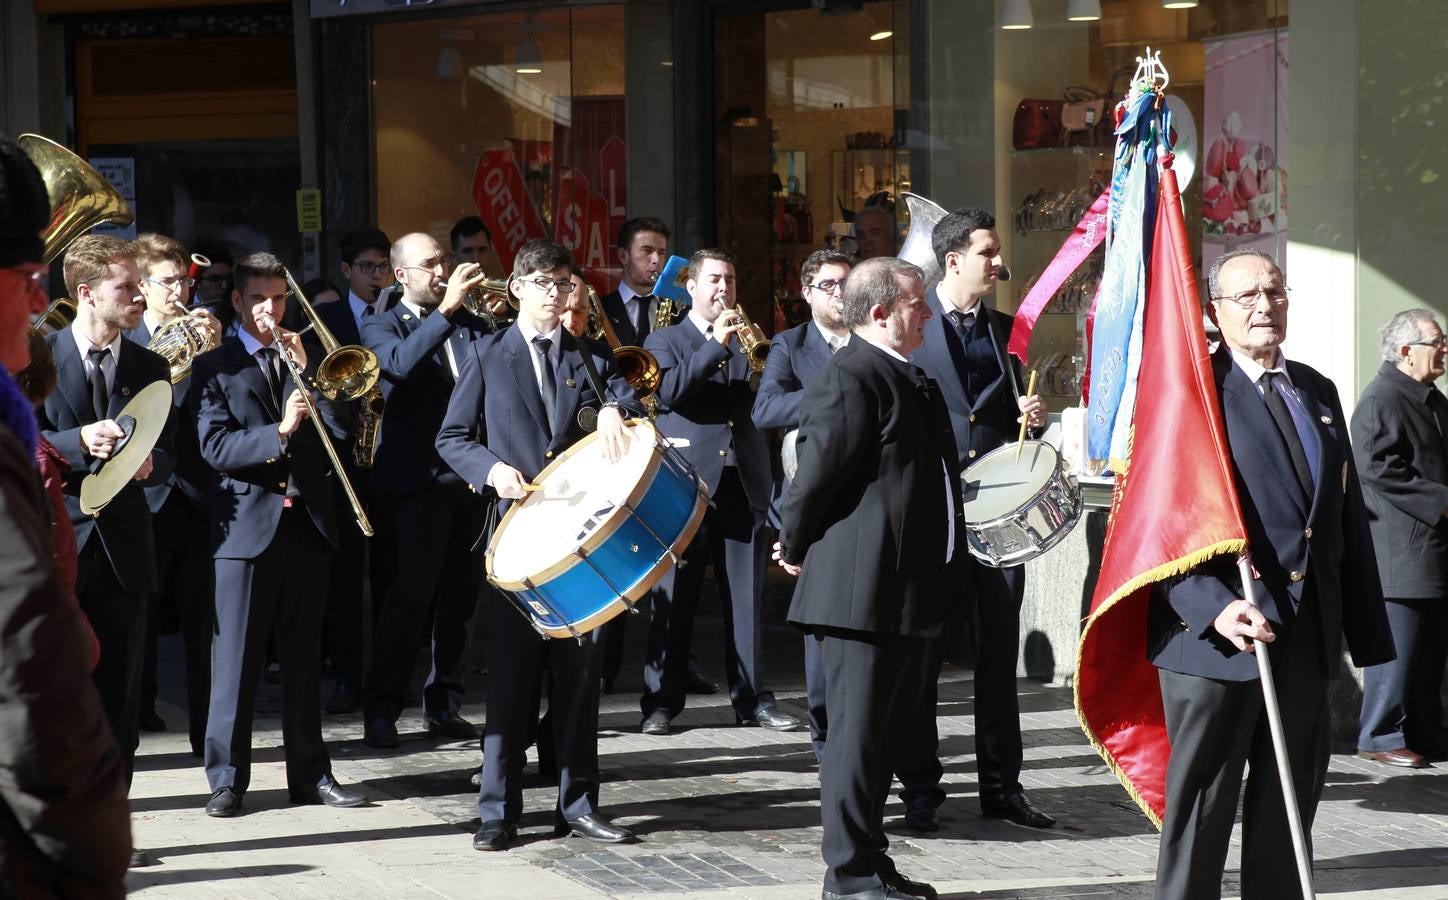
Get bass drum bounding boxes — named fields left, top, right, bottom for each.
left=961, top=439, right=1081, bottom=567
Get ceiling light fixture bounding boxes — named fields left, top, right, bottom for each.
left=515, top=36, right=542, bottom=74
left=869, top=30, right=893, bottom=41
left=1066, top=0, right=1101, bottom=21
left=1162, top=0, right=1199, bottom=7
left=1001, top=0, right=1034, bottom=30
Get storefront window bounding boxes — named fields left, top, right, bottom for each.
left=373, top=5, right=626, bottom=282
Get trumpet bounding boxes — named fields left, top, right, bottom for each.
left=725, top=304, right=772, bottom=374
left=442, top=275, right=516, bottom=330
left=583, top=283, right=660, bottom=403
left=260, top=313, right=374, bottom=537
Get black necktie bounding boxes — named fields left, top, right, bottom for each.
left=259, top=347, right=284, bottom=412
left=635, top=296, right=653, bottom=341
left=362, top=304, right=375, bottom=318
left=533, top=336, right=556, bottom=437
left=87, top=347, right=109, bottom=421
left=1260, top=371, right=1314, bottom=501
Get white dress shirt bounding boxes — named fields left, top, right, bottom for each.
left=348, top=290, right=382, bottom=328
left=401, top=299, right=459, bottom=378
left=619, top=280, right=654, bottom=333
left=238, top=328, right=290, bottom=450
left=689, top=310, right=737, bottom=466
left=485, top=319, right=562, bottom=490
left=73, top=328, right=122, bottom=395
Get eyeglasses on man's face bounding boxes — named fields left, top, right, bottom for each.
left=144, top=275, right=196, bottom=293
left=402, top=256, right=451, bottom=275
left=349, top=260, right=389, bottom=276
left=1212, top=286, right=1292, bottom=309
left=522, top=276, right=577, bottom=294
left=1408, top=335, right=1448, bottom=350
left=807, top=279, right=846, bottom=295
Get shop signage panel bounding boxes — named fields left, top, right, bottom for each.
left=472, top=147, right=547, bottom=275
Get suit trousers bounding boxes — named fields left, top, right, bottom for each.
left=817, top=629, right=929, bottom=895
left=1155, top=591, right=1328, bottom=900
left=324, top=469, right=372, bottom=695
left=1358, top=597, right=1448, bottom=753
left=363, top=483, right=484, bottom=723
left=972, top=559, right=1026, bottom=801
left=140, top=490, right=213, bottom=754
left=76, top=540, right=147, bottom=785
left=479, top=590, right=602, bottom=824
left=205, top=507, right=332, bottom=795
left=642, top=467, right=772, bottom=720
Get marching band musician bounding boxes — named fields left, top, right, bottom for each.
left=126, top=233, right=220, bottom=756
left=911, top=207, right=1053, bottom=830
left=600, top=216, right=671, bottom=347
left=359, top=232, right=495, bottom=749
left=315, top=226, right=395, bottom=714
left=39, top=235, right=176, bottom=793
left=751, top=249, right=852, bottom=762
left=437, top=238, right=641, bottom=851
left=191, top=251, right=366, bottom=818
left=638, top=249, right=802, bottom=736
left=559, top=265, right=592, bottom=338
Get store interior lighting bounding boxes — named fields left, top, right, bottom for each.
left=1001, top=0, right=1034, bottom=30
left=515, top=37, right=542, bottom=74
left=1162, top=0, right=1199, bottom=7
left=869, top=30, right=893, bottom=41
left=1066, top=0, right=1101, bottom=21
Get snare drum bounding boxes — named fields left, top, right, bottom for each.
left=486, top=421, right=707, bottom=638
left=961, top=439, right=1082, bottom=567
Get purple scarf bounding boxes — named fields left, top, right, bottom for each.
left=0, top=366, right=38, bottom=459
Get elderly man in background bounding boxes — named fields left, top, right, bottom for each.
left=1353, top=309, right=1448, bottom=768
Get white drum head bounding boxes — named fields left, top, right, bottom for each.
left=490, top=422, right=659, bottom=584
left=962, top=440, right=1060, bottom=524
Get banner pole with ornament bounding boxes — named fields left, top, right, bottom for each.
left=1070, top=49, right=1316, bottom=900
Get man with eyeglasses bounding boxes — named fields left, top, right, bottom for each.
left=125, top=233, right=219, bottom=755
left=753, top=249, right=851, bottom=757
left=1147, top=248, right=1392, bottom=898
left=358, top=232, right=494, bottom=750
left=1352, top=310, right=1448, bottom=772
left=438, top=238, right=642, bottom=851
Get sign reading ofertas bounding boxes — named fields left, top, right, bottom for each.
left=471, top=148, right=547, bottom=275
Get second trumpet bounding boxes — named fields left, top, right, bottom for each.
left=726, top=304, right=772, bottom=374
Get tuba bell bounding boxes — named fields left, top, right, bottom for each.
left=19, top=134, right=134, bottom=265
left=898, top=192, right=1010, bottom=285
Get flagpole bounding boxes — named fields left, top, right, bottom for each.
left=1236, top=555, right=1316, bottom=899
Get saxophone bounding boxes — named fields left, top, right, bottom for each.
left=353, top=384, right=384, bottom=469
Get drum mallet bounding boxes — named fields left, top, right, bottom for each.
left=1015, top=369, right=1039, bottom=463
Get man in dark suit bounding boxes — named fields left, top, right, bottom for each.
left=312, top=226, right=394, bottom=714
left=776, top=256, right=957, bottom=900
left=1352, top=308, right=1448, bottom=768
left=1149, top=249, right=1394, bottom=899
left=910, top=207, right=1051, bottom=830
left=600, top=216, right=671, bottom=348
left=191, top=251, right=366, bottom=818
left=40, top=235, right=176, bottom=791
left=437, top=238, right=640, bottom=851
left=752, top=248, right=852, bottom=759
left=359, top=231, right=494, bottom=748
left=639, top=248, right=801, bottom=736
left=0, top=138, right=132, bottom=896
left=127, top=232, right=221, bottom=753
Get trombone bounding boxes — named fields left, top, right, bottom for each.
left=583, top=283, right=660, bottom=404
left=277, top=268, right=381, bottom=536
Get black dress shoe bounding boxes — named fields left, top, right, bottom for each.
left=903, top=805, right=940, bottom=832
left=883, top=871, right=938, bottom=899
left=640, top=710, right=672, bottom=735
left=468, top=765, right=483, bottom=789
left=139, top=710, right=166, bottom=733
left=363, top=717, right=399, bottom=749
left=686, top=670, right=719, bottom=694
left=325, top=684, right=360, bottom=715
left=292, top=778, right=367, bottom=808
left=739, top=707, right=804, bottom=732
left=982, top=790, right=1055, bottom=828
left=821, top=885, right=932, bottom=900
left=425, top=709, right=479, bottom=740
left=473, top=819, right=517, bottom=851
left=129, top=849, right=158, bottom=868
left=553, top=812, right=638, bottom=844
left=205, top=786, right=242, bottom=818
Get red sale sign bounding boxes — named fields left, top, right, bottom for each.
left=471, top=148, right=547, bottom=275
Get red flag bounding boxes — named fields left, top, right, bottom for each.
left=1072, top=164, right=1248, bottom=825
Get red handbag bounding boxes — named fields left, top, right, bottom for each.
left=1013, top=99, right=1064, bottom=151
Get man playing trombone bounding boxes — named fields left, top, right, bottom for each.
left=190, top=251, right=366, bottom=818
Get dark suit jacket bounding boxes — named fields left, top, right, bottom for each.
left=644, top=319, right=771, bottom=512
left=123, top=319, right=215, bottom=510
left=0, top=422, right=130, bottom=897
left=600, top=289, right=643, bottom=348
left=1351, top=361, right=1448, bottom=599
left=189, top=338, right=343, bottom=559
left=436, top=325, right=638, bottom=504
left=1148, top=349, right=1395, bottom=680
left=751, top=320, right=835, bottom=432
left=911, top=287, right=1026, bottom=468
left=780, top=339, right=962, bottom=638
left=315, top=292, right=396, bottom=352
left=361, top=303, right=493, bottom=494
left=40, top=327, right=175, bottom=594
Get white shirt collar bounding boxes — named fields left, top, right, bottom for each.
left=237, top=327, right=272, bottom=357
left=73, top=326, right=122, bottom=364
left=348, top=290, right=376, bottom=323
left=688, top=309, right=712, bottom=337
left=142, top=308, right=170, bottom=337
left=858, top=334, right=907, bottom=363
left=936, top=288, right=982, bottom=318
left=516, top=316, right=563, bottom=351
left=1229, top=346, right=1291, bottom=387
left=401, top=299, right=430, bottom=321
left=813, top=319, right=848, bottom=348
left=619, top=281, right=645, bottom=305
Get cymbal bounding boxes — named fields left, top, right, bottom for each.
left=79, top=380, right=172, bottom=516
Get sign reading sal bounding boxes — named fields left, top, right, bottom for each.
left=472, top=148, right=547, bottom=275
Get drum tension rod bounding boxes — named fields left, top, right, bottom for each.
left=658, top=438, right=716, bottom=511
left=520, top=577, right=583, bottom=641
left=622, top=503, right=682, bottom=568
left=575, top=550, right=638, bottom=613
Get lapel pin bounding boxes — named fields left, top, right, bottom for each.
left=565, top=378, right=576, bottom=388
left=402, top=313, right=413, bottom=321
left=1320, top=415, right=1332, bottom=425
left=121, top=386, right=131, bottom=397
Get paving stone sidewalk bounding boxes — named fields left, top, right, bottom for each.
left=128, top=618, right=1448, bottom=898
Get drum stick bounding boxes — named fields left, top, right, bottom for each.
left=522, top=483, right=544, bottom=492
left=1015, top=369, right=1038, bottom=463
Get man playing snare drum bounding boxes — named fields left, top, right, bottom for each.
left=910, top=207, right=1053, bottom=831
left=436, top=239, right=641, bottom=852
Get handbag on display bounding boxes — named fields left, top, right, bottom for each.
left=1060, top=87, right=1106, bottom=146
left=1012, top=98, right=1064, bottom=150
